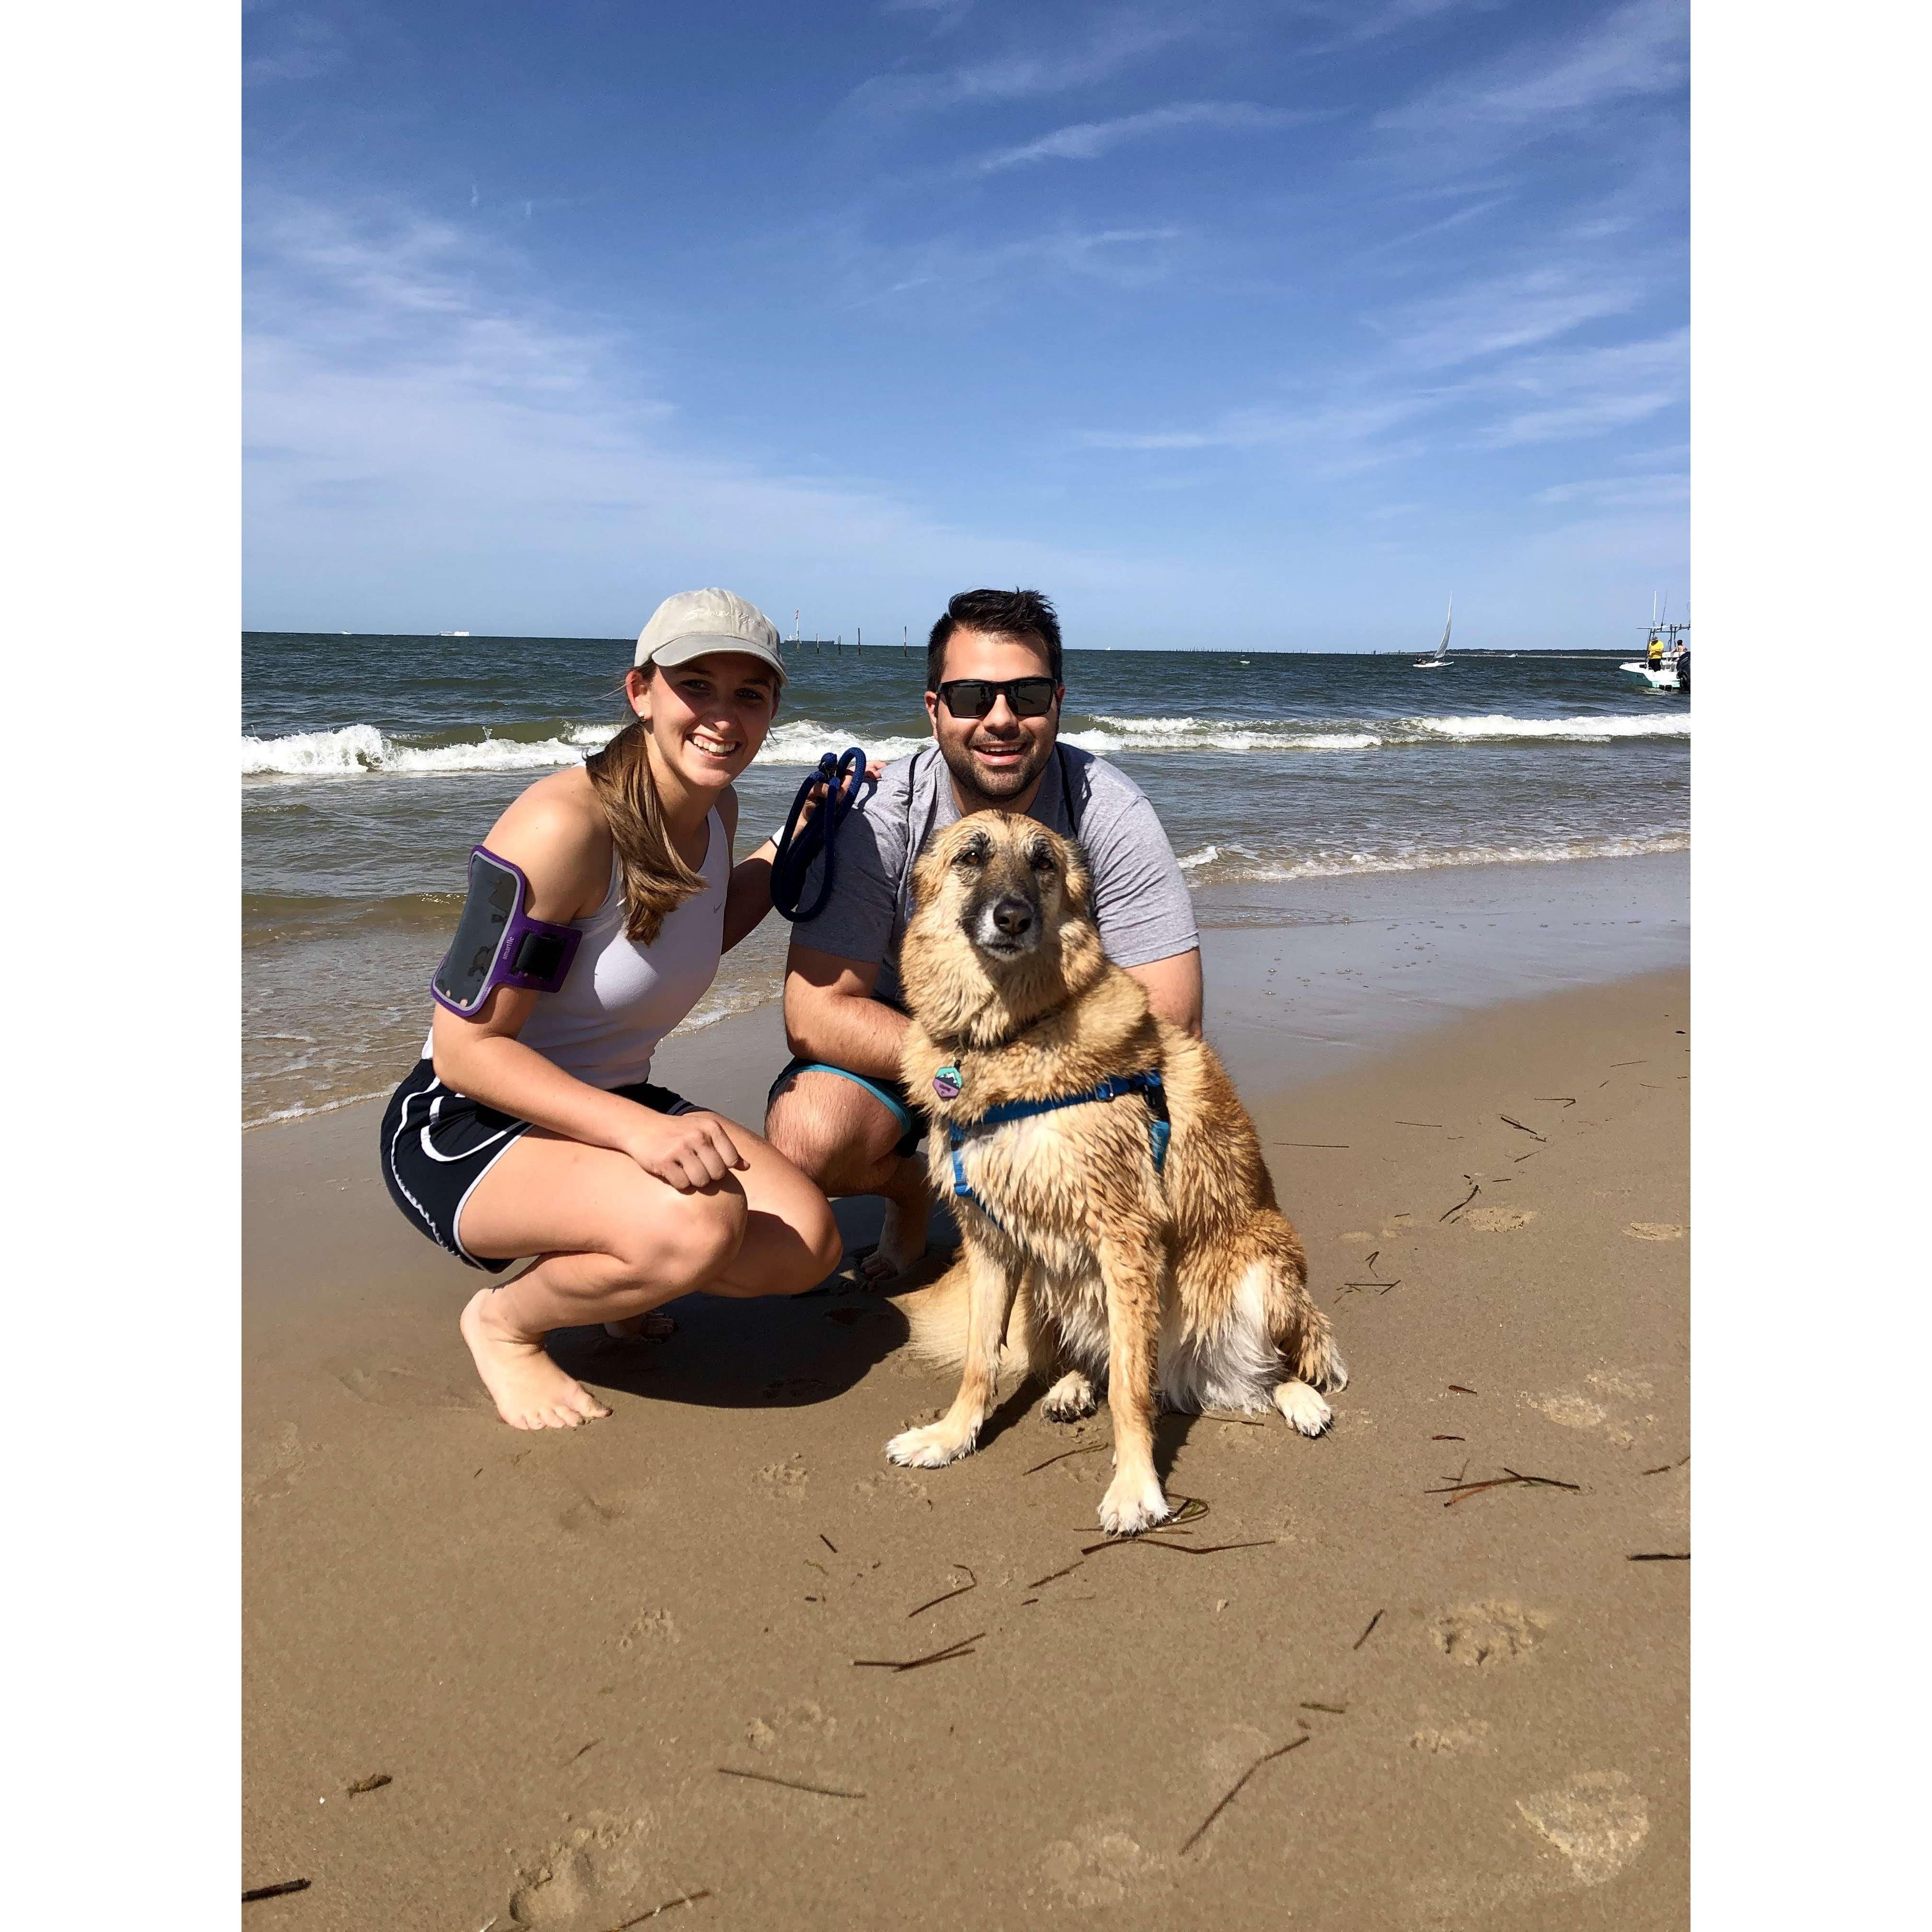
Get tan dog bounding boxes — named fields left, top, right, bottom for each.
left=884, top=811, right=1346, bottom=1533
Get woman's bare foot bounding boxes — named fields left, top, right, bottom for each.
left=603, top=1311, right=677, bottom=1340
left=460, top=1288, right=611, bottom=1429
left=858, top=1197, right=927, bottom=1287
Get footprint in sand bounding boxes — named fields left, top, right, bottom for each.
left=1038, top=1819, right=1170, bottom=1908
left=1410, top=1716, right=1492, bottom=1757
left=332, top=1362, right=484, bottom=1412
left=1430, top=1601, right=1549, bottom=1668
left=1409, top=1770, right=1647, bottom=1926
left=1624, top=1222, right=1686, bottom=1241
left=504, top=1812, right=665, bottom=1930
left=1526, top=1391, right=1610, bottom=1429
left=558, top=1488, right=630, bottom=1533
left=753, top=1455, right=808, bottom=1501
left=1461, top=1207, right=1536, bottom=1233
left=744, top=1699, right=837, bottom=1755
left=246, top=1422, right=315, bottom=1501
left=615, top=1608, right=678, bottom=1652
left=852, top=1470, right=932, bottom=1507
left=1517, top=1770, right=1650, bottom=1886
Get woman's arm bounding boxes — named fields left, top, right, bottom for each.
left=428, top=779, right=744, bottom=1190
left=718, top=788, right=781, bottom=954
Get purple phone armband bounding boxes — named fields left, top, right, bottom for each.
left=430, top=845, right=585, bottom=1017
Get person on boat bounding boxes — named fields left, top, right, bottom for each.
left=763, top=586, right=1201, bottom=1284
left=380, top=588, right=845, bottom=1430
left=1647, top=632, right=1665, bottom=668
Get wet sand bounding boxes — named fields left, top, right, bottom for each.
left=244, top=873, right=1688, bottom=1930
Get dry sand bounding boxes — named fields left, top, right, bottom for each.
left=245, top=959, right=1688, bottom=1930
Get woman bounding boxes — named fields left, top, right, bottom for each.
left=380, top=588, right=845, bottom=1430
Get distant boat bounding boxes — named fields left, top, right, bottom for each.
left=1620, top=618, right=1689, bottom=693
left=1414, top=598, right=1453, bottom=669
left=439, top=630, right=471, bottom=638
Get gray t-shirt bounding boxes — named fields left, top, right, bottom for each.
left=790, top=741, right=1199, bottom=1009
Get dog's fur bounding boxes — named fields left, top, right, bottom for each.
left=884, top=811, right=1346, bottom=1533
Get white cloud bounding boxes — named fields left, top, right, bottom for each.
left=243, top=195, right=1168, bottom=630
left=1375, top=264, right=1643, bottom=368
left=846, top=11, right=1204, bottom=118
left=1477, top=330, right=1687, bottom=447
left=973, top=100, right=1316, bottom=173
left=1376, top=0, right=1687, bottom=139
left=243, top=7, right=347, bottom=86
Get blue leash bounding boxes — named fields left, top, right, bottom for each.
left=770, top=746, right=868, bottom=922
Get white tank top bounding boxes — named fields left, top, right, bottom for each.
left=424, top=808, right=729, bottom=1091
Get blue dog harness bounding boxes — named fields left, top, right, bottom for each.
left=943, top=1069, right=1171, bottom=1228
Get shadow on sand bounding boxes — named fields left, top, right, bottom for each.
left=550, top=1196, right=959, bottom=1413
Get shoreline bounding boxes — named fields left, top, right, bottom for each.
left=246, top=958, right=1688, bottom=1927
left=246, top=847, right=1687, bottom=1132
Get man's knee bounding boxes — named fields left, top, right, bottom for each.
left=766, top=1073, right=890, bottom=1186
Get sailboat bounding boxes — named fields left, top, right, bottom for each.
left=1414, top=598, right=1452, bottom=669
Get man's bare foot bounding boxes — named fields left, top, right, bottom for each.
left=858, top=1197, right=927, bottom=1287
left=460, top=1288, right=611, bottom=1429
left=603, top=1311, right=677, bottom=1340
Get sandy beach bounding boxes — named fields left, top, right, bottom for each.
left=244, top=859, right=1687, bottom=1929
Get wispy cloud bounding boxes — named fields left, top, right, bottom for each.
left=1535, top=471, right=1687, bottom=509
left=1476, top=329, right=1686, bottom=447
left=1374, top=264, right=1642, bottom=368
left=845, top=11, right=1206, bottom=118
left=244, top=194, right=1167, bottom=627
left=1078, top=323, right=1686, bottom=470
left=882, top=0, right=976, bottom=32
left=838, top=222, right=1190, bottom=312
left=1376, top=0, right=1687, bottom=140
left=972, top=100, right=1320, bottom=173
left=243, top=7, right=346, bottom=86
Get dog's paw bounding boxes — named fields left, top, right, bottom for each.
left=1097, top=1470, right=1173, bottom=1536
left=885, top=1422, right=975, bottom=1470
left=1274, top=1380, right=1333, bottom=1437
left=1041, top=1370, right=1097, bottom=1423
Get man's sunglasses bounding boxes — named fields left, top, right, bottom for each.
left=934, top=676, right=1058, bottom=720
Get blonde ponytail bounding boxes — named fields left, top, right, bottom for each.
left=584, top=717, right=708, bottom=946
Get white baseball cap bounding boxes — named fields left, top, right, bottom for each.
left=634, top=587, right=786, bottom=685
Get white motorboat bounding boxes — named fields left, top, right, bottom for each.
left=1620, top=614, right=1689, bottom=693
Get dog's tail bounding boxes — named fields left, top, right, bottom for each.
left=900, top=1256, right=1047, bottom=1383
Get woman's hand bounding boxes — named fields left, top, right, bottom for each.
left=790, top=756, right=885, bottom=829
left=624, top=1109, right=749, bottom=1192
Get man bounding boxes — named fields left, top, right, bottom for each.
left=764, top=587, right=1202, bottom=1281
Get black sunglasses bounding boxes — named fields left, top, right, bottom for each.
left=934, top=676, right=1058, bottom=720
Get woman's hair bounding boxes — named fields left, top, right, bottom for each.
left=583, top=669, right=711, bottom=946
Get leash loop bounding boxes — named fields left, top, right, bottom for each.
left=770, top=746, right=868, bottom=922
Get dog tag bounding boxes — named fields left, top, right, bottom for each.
left=932, top=1063, right=962, bottom=1101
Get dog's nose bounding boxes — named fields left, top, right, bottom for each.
left=991, top=896, right=1034, bottom=938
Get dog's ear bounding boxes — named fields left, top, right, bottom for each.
left=1058, top=833, right=1094, bottom=915
left=908, top=833, right=953, bottom=914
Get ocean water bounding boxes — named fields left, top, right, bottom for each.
left=242, top=633, right=1689, bottom=1126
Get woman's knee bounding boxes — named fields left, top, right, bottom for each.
left=611, top=1184, right=748, bottom=1291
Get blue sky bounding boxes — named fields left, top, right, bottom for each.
left=243, top=0, right=1688, bottom=650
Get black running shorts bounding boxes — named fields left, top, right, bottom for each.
left=379, top=1058, right=700, bottom=1273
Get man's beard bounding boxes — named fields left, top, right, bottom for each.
left=938, top=731, right=1053, bottom=806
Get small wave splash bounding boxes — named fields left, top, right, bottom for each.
left=1176, top=831, right=1689, bottom=886
left=241, top=717, right=933, bottom=781
left=1063, top=711, right=1690, bottom=754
